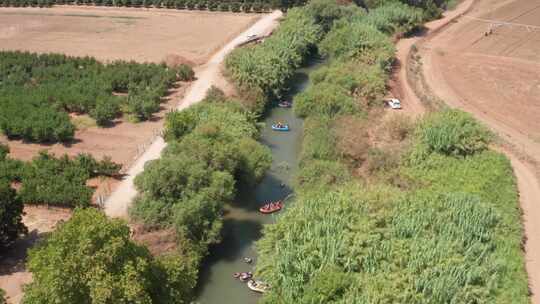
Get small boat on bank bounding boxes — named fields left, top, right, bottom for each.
left=271, top=124, right=290, bottom=131
left=278, top=101, right=292, bottom=108
left=247, top=279, right=270, bottom=293
left=259, top=201, right=283, bottom=214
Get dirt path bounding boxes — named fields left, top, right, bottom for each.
left=390, top=0, right=474, bottom=116
left=104, top=10, right=282, bottom=218
left=394, top=1, right=540, bottom=302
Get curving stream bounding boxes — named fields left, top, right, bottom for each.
left=194, top=60, right=322, bottom=303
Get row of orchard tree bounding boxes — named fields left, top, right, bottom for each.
left=0, top=0, right=307, bottom=11
left=0, top=51, right=194, bottom=143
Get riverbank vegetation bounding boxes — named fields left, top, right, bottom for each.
left=223, top=0, right=530, bottom=303
left=23, top=208, right=196, bottom=304
left=130, top=88, right=272, bottom=297
left=0, top=51, right=193, bottom=142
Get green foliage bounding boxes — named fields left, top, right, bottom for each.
left=8, top=151, right=121, bottom=207
left=0, top=144, right=8, bottom=160
left=299, top=117, right=339, bottom=162
left=319, top=19, right=395, bottom=69
left=362, top=1, right=424, bottom=34
left=293, top=82, right=358, bottom=118
left=164, top=102, right=258, bottom=142
left=225, top=7, right=323, bottom=112
left=304, top=0, right=366, bottom=32
left=255, top=2, right=528, bottom=303
left=258, top=150, right=529, bottom=303
left=297, top=159, right=351, bottom=192
left=23, top=208, right=196, bottom=304
left=18, top=152, right=93, bottom=207
left=311, top=61, right=387, bottom=102
left=132, top=92, right=271, bottom=258
left=0, top=51, right=191, bottom=142
left=415, top=109, right=492, bottom=157
left=0, top=179, right=27, bottom=251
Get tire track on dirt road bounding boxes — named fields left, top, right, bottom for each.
left=394, top=1, right=540, bottom=302
left=104, top=11, right=282, bottom=218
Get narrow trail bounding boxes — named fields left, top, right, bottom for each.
left=394, top=1, right=540, bottom=302
left=104, top=11, right=282, bottom=218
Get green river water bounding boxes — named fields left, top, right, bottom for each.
left=193, top=60, right=321, bottom=303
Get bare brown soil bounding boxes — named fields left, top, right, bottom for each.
left=131, top=225, right=178, bottom=256
left=392, top=0, right=540, bottom=302
left=0, top=206, right=72, bottom=304
left=0, top=6, right=260, bottom=64
left=422, top=0, right=540, bottom=159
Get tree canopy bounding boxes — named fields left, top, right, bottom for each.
left=0, top=51, right=193, bottom=142
left=0, top=178, right=27, bottom=251
left=23, top=208, right=197, bottom=304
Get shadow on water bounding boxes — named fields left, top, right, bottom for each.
left=193, top=58, right=324, bottom=304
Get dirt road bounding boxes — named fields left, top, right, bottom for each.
left=394, top=0, right=540, bottom=302
left=104, top=10, right=282, bottom=218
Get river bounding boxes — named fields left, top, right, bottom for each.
left=193, top=60, right=321, bottom=303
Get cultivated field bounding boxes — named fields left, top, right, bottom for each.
left=424, top=0, right=540, bottom=146
left=0, top=6, right=260, bottom=64
left=0, top=6, right=262, bottom=194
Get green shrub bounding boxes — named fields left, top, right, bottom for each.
left=311, top=61, right=387, bottom=104
left=297, top=159, right=351, bottom=192
left=16, top=151, right=120, bottom=207
left=299, top=117, right=338, bottom=161
left=90, top=96, right=120, bottom=126
left=225, top=8, right=322, bottom=112
left=319, top=19, right=395, bottom=69
left=176, top=64, right=195, bottom=81
left=0, top=179, right=27, bottom=250
left=416, top=109, right=491, bottom=156
left=362, top=2, right=424, bottom=35
left=294, top=82, right=358, bottom=118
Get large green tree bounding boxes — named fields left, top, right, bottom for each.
left=23, top=208, right=196, bottom=304
left=0, top=178, right=26, bottom=251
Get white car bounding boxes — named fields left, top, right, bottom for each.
left=386, top=98, right=402, bottom=109
left=246, top=34, right=258, bottom=40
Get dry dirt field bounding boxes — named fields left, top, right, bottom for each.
left=0, top=6, right=260, bottom=64
left=423, top=0, right=540, bottom=149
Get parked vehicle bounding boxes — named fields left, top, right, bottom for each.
left=386, top=98, right=402, bottom=109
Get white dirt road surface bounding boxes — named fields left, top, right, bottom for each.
left=104, top=10, right=282, bottom=218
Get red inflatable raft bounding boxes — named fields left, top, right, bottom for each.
left=259, top=201, right=283, bottom=214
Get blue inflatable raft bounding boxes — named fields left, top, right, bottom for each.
left=271, top=124, right=290, bottom=131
